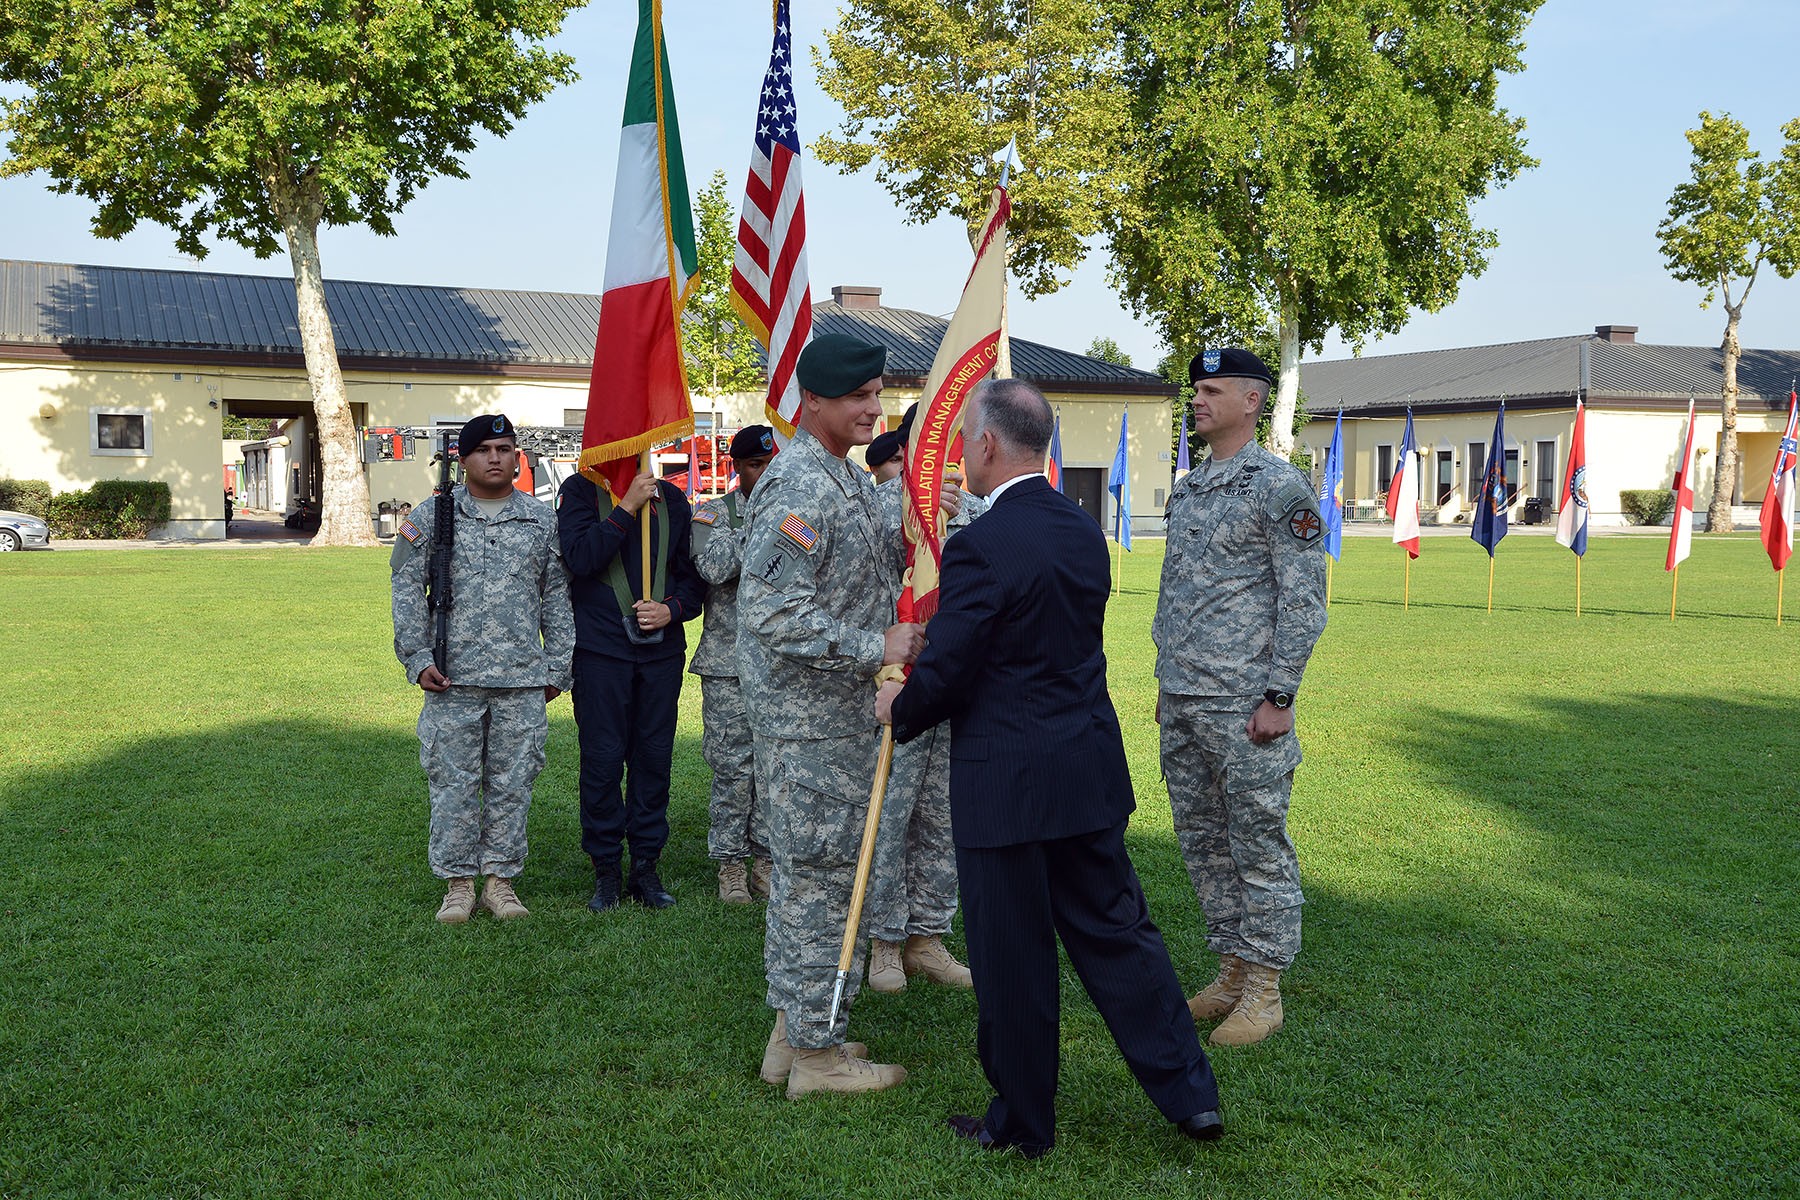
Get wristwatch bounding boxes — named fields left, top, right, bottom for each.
left=1263, top=689, right=1295, bottom=710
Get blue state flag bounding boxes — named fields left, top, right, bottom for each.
left=1471, top=403, right=1510, bottom=557
left=1108, top=409, right=1132, bottom=550
left=1320, top=409, right=1344, bottom=561
left=1048, top=413, right=1065, bottom=492
left=1176, top=410, right=1191, bottom=474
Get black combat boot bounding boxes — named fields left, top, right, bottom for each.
left=627, top=858, right=676, bottom=908
left=588, top=862, right=622, bottom=912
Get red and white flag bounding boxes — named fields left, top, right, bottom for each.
left=900, top=185, right=1011, bottom=624
left=729, top=0, right=812, bottom=441
left=579, top=0, right=696, bottom=499
left=1666, top=398, right=1698, bottom=571
left=1760, top=389, right=1799, bottom=571
left=1386, top=409, right=1421, bottom=559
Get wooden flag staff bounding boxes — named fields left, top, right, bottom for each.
left=1487, top=557, right=1495, bottom=613
left=1779, top=569, right=1786, bottom=626
left=640, top=449, right=653, bottom=602
left=1670, top=565, right=1680, bottom=622
left=1403, top=556, right=1411, bottom=611
left=1576, top=556, right=1583, bottom=618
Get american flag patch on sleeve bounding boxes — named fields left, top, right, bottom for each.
left=779, top=513, right=819, bottom=552
left=398, top=519, right=423, bottom=545
left=692, top=509, right=717, bottom=526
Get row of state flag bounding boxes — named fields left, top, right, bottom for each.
left=1310, top=391, right=1800, bottom=575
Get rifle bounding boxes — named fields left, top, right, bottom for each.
left=427, top=431, right=456, bottom=676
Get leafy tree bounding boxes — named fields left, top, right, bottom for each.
left=1108, top=0, right=1541, bottom=457
left=682, top=170, right=766, bottom=396
left=0, top=0, right=582, bottom=543
left=221, top=415, right=277, bottom=441
left=1085, top=336, right=1131, bottom=367
left=814, top=0, right=1130, bottom=299
left=1656, top=112, right=1800, bottom=532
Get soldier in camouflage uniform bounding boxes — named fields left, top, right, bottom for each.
left=391, top=414, right=575, bottom=924
left=1154, top=348, right=1328, bottom=1047
left=691, top=424, right=778, bottom=905
left=737, top=334, right=924, bottom=1099
left=862, top=413, right=978, bottom=993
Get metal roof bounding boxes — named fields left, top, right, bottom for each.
left=1301, top=332, right=1800, bottom=414
left=0, top=259, right=1169, bottom=393
left=0, top=259, right=600, bottom=365
left=812, top=301, right=1171, bottom=393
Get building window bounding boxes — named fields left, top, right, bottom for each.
left=564, top=408, right=587, bottom=427
left=1505, top=448, right=1520, bottom=497
left=1377, top=444, right=1394, bottom=494
left=1467, top=442, right=1485, bottom=498
left=1436, top=450, right=1455, bottom=505
left=90, top=408, right=151, bottom=456
left=1536, top=439, right=1558, bottom=499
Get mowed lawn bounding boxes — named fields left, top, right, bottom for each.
left=2, top=531, right=1794, bottom=1199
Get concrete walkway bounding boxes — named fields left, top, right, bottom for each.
left=47, top=510, right=375, bottom=551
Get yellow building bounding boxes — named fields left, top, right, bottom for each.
left=1297, top=326, right=1800, bottom=528
left=0, top=263, right=1171, bottom=539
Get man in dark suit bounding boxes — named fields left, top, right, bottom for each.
left=876, top=378, right=1223, bottom=1157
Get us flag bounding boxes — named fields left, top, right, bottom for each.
left=729, top=0, right=812, bottom=441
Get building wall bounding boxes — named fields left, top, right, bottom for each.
left=3, top=356, right=1170, bottom=539
left=1297, top=404, right=1790, bottom=527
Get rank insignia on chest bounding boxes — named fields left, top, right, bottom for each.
left=692, top=509, right=717, bottom=526
left=779, top=513, right=819, bottom=552
left=398, top=519, right=423, bottom=545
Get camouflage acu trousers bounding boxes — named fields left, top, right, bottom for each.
left=1159, top=692, right=1303, bottom=970
left=756, top=729, right=880, bottom=1049
left=701, top=676, right=766, bottom=862
left=419, top=686, right=547, bottom=880
left=867, top=723, right=958, bottom=942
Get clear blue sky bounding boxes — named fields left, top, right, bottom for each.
left=5, top=1, right=1800, bottom=372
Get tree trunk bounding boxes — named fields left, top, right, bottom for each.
left=275, top=180, right=377, bottom=547
left=1268, top=298, right=1301, bottom=457
left=1710, top=307, right=1742, bottom=532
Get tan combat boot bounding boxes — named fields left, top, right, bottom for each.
left=786, top=1045, right=907, bottom=1100
left=902, top=934, right=973, bottom=988
left=718, top=860, right=753, bottom=904
left=749, top=856, right=773, bottom=900
left=478, top=875, right=529, bottom=920
left=436, top=877, right=476, bottom=924
left=759, top=1010, right=866, bottom=1084
left=1208, top=962, right=1284, bottom=1046
left=1188, top=954, right=1247, bottom=1021
left=868, top=939, right=908, bottom=992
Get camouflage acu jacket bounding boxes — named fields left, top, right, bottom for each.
left=1153, top=442, right=1327, bottom=699
left=689, top=488, right=749, bottom=678
left=391, top=485, right=575, bottom=692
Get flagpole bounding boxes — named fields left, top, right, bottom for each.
left=1670, top=565, right=1679, bottom=622
left=1327, top=559, right=1334, bottom=606
left=1576, top=556, right=1583, bottom=617
left=1115, top=532, right=1123, bottom=595
left=1779, top=569, right=1786, bottom=625
left=1487, top=557, right=1495, bottom=613
left=1403, top=556, right=1411, bottom=611
left=640, top=449, right=653, bottom=602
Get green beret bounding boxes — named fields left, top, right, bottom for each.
left=797, top=334, right=886, bottom=398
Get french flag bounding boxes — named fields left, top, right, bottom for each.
left=1387, top=408, right=1420, bottom=559
left=1555, top=400, right=1589, bottom=556
left=1761, top=389, right=1798, bottom=571
left=1667, top=398, right=1698, bottom=572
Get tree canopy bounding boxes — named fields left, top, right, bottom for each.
left=1109, top=0, right=1542, bottom=455
left=814, top=0, right=1129, bottom=298
left=0, top=0, right=583, bottom=542
left=682, top=170, right=767, bottom=396
left=1657, top=111, right=1800, bottom=530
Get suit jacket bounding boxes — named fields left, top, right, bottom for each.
left=890, top=475, right=1135, bottom=849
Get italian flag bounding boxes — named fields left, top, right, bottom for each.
left=580, top=0, right=697, bottom=500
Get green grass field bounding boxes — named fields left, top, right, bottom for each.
left=2, top=533, right=1795, bottom=1198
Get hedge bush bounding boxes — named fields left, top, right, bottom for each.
left=0, top=479, right=52, bottom=518
left=1620, top=488, right=1675, bottom=526
left=47, top=481, right=172, bottom=539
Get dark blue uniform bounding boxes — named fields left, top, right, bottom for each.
left=557, top=474, right=703, bottom=874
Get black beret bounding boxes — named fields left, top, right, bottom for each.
left=458, top=413, right=517, bottom=456
left=866, top=430, right=905, bottom=468
left=730, top=424, right=776, bottom=461
left=797, top=334, right=886, bottom=398
left=1189, top=347, right=1273, bottom=386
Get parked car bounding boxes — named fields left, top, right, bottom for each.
left=0, top=509, right=50, bottom=551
